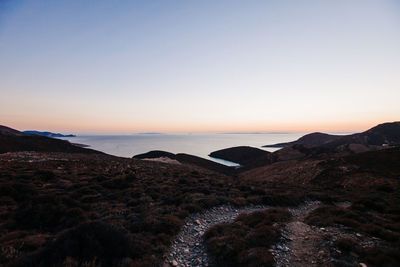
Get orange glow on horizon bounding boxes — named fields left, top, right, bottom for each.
left=2, top=117, right=397, bottom=134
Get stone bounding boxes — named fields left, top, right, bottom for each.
left=171, top=260, right=178, bottom=266
left=195, top=219, right=201, bottom=225
left=359, top=263, right=367, bottom=267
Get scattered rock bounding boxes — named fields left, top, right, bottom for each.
left=165, top=205, right=268, bottom=266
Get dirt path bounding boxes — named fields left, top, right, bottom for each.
left=272, top=201, right=331, bottom=267
left=165, top=201, right=373, bottom=267
left=164, top=205, right=269, bottom=267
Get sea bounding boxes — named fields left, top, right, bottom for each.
left=60, top=133, right=305, bottom=166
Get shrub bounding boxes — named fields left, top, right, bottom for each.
left=144, top=215, right=183, bottom=235
left=362, top=247, right=400, bottom=267
left=14, top=195, right=84, bottom=231
left=26, top=222, right=132, bottom=266
left=245, top=225, right=280, bottom=247
left=34, top=170, right=56, bottom=182
left=204, top=208, right=290, bottom=266
left=335, top=237, right=359, bottom=254
left=238, top=247, right=275, bottom=267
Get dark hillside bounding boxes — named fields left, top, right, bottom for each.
left=1, top=123, right=399, bottom=266
left=209, top=146, right=273, bottom=170
left=0, top=126, right=100, bottom=154
left=263, top=132, right=342, bottom=148
left=0, top=125, right=26, bottom=136
left=133, top=150, right=176, bottom=159
left=264, top=121, right=400, bottom=148
left=133, top=150, right=235, bottom=175
left=326, top=121, right=400, bottom=147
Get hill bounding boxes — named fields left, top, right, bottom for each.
left=263, top=132, right=342, bottom=148
left=133, top=150, right=236, bottom=175
left=0, top=125, right=26, bottom=136
left=1, top=123, right=399, bottom=266
left=0, top=125, right=98, bottom=154
left=209, top=146, right=273, bottom=170
left=264, top=121, right=400, bottom=148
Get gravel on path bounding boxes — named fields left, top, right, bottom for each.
left=164, top=205, right=269, bottom=267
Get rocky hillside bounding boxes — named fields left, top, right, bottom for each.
left=264, top=121, right=400, bottom=148
left=0, top=123, right=399, bottom=266
left=264, top=132, right=342, bottom=148
left=0, top=125, right=98, bottom=154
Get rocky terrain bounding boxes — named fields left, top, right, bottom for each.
left=0, top=123, right=399, bottom=266
left=264, top=121, right=400, bottom=148
left=165, top=205, right=269, bottom=266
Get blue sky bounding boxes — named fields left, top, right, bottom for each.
left=1, top=0, right=399, bottom=133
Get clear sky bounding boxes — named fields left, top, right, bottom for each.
left=1, top=0, right=399, bottom=133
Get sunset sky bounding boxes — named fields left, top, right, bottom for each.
left=1, top=0, right=399, bottom=133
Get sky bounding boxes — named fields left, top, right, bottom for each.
left=0, top=0, right=399, bottom=134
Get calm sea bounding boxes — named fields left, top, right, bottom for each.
left=60, top=133, right=304, bottom=166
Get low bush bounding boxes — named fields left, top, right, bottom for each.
left=204, top=208, right=291, bottom=266
left=34, top=170, right=56, bottom=182
left=22, top=222, right=132, bottom=266
left=14, top=195, right=85, bottom=231
left=144, top=214, right=183, bottom=235
left=335, top=237, right=359, bottom=254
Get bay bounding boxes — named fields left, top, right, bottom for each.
left=60, top=133, right=305, bottom=166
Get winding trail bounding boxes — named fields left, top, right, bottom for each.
left=164, top=205, right=269, bottom=267
left=272, top=201, right=325, bottom=267
left=165, top=200, right=377, bottom=267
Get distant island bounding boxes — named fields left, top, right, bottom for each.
left=136, top=132, right=164, bottom=135
left=23, top=130, right=76, bottom=138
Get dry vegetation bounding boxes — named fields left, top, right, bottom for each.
left=0, top=152, right=304, bottom=266
left=204, top=208, right=291, bottom=266
left=0, top=145, right=399, bottom=266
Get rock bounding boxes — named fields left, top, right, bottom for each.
left=195, top=219, right=201, bottom=225
left=359, top=263, right=367, bottom=267
left=320, top=227, right=325, bottom=231
left=171, top=260, right=178, bottom=266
